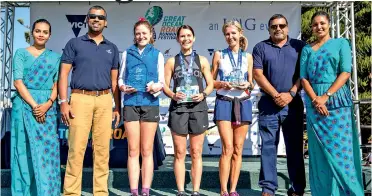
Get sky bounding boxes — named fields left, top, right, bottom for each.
left=13, top=7, right=31, bottom=52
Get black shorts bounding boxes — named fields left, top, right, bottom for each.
left=167, top=110, right=209, bottom=135
left=123, top=106, right=160, bottom=122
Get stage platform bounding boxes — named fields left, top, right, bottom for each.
left=1, top=157, right=371, bottom=196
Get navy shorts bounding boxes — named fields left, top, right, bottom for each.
left=214, top=97, right=253, bottom=123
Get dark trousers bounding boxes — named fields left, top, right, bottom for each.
left=258, top=96, right=306, bottom=195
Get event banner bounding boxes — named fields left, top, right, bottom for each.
left=30, top=2, right=301, bottom=156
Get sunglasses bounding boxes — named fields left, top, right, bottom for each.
left=270, top=24, right=287, bottom=30
left=88, top=14, right=106, bottom=20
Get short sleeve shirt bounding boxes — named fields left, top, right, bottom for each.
left=252, top=37, right=306, bottom=93
left=61, top=34, right=120, bottom=91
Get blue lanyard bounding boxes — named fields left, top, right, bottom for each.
left=179, top=51, right=195, bottom=82
left=227, top=48, right=242, bottom=71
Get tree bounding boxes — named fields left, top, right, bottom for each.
left=17, top=18, right=30, bottom=44
left=353, top=1, right=371, bottom=127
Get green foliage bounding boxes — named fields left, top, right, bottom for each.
left=17, top=18, right=30, bottom=44
left=24, top=31, right=30, bottom=44
left=359, top=92, right=371, bottom=126
left=355, top=2, right=371, bottom=126
left=354, top=2, right=371, bottom=95
left=17, top=18, right=24, bottom=26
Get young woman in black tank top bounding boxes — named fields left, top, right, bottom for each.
left=163, top=25, right=214, bottom=196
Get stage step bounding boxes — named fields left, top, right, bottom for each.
left=1, top=157, right=371, bottom=193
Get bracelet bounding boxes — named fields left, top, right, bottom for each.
left=312, top=97, right=317, bottom=103
left=48, top=98, right=54, bottom=103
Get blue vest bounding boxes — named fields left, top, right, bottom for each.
left=124, top=44, right=160, bottom=106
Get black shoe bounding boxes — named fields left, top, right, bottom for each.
left=176, top=191, right=187, bottom=196
left=191, top=191, right=200, bottom=196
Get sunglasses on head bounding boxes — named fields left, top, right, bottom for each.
left=88, top=14, right=106, bottom=20
left=270, top=24, right=287, bottom=30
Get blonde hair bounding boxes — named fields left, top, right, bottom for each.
left=222, top=20, right=248, bottom=51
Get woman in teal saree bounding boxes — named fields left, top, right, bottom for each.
left=300, top=11, right=364, bottom=196
left=11, top=19, right=61, bottom=196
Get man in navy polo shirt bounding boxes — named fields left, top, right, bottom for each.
left=253, top=14, right=306, bottom=196
left=58, top=5, right=120, bottom=196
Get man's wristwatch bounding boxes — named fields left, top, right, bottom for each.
left=58, top=99, right=67, bottom=104
left=202, top=92, right=207, bottom=98
left=289, top=91, right=296, bottom=98
left=325, top=91, right=333, bottom=97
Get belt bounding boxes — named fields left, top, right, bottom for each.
left=216, top=94, right=250, bottom=125
left=71, top=89, right=111, bottom=96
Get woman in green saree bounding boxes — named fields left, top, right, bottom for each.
left=11, top=19, right=61, bottom=196
left=300, top=11, right=364, bottom=196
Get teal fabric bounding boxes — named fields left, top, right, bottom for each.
left=11, top=48, right=61, bottom=196
left=300, top=38, right=364, bottom=196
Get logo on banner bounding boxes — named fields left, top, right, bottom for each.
left=144, top=6, right=186, bottom=40
left=159, top=15, right=185, bottom=40
left=207, top=143, right=221, bottom=152
left=144, top=6, right=163, bottom=41
left=207, top=49, right=215, bottom=56
left=164, top=48, right=172, bottom=58
left=66, top=15, right=87, bottom=37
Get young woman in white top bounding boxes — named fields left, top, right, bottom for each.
left=211, top=20, right=254, bottom=196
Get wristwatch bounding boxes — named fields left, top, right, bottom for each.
left=202, top=92, right=207, bottom=98
left=289, top=91, right=296, bottom=98
left=325, top=91, right=333, bottom=97
left=58, top=99, right=67, bottom=104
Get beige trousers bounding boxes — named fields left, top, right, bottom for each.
left=63, top=93, right=112, bottom=196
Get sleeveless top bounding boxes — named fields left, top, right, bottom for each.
left=217, top=48, right=250, bottom=98
left=168, top=53, right=208, bottom=112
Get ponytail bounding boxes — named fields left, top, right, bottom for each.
left=239, top=35, right=248, bottom=51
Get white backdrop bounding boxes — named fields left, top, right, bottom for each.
left=31, top=2, right=302, bottom=155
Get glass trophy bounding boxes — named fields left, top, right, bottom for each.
left=230, top=69, right=245, bottom=88
left=176, top=84, right=199, bottom=103
left=128, top=67, right=146, bottom=91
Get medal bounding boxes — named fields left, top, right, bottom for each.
left=179, top=50, right=195, bottom=85
left=227, top=48, right=243, bottom=86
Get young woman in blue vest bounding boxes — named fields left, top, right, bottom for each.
left=118, top=18, right=165, bottom=196
left=163, top=25, right=214, bottom=196
left=211, top=21, right=254, bottom=196
left=11, top=19, right=61, bottom=196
